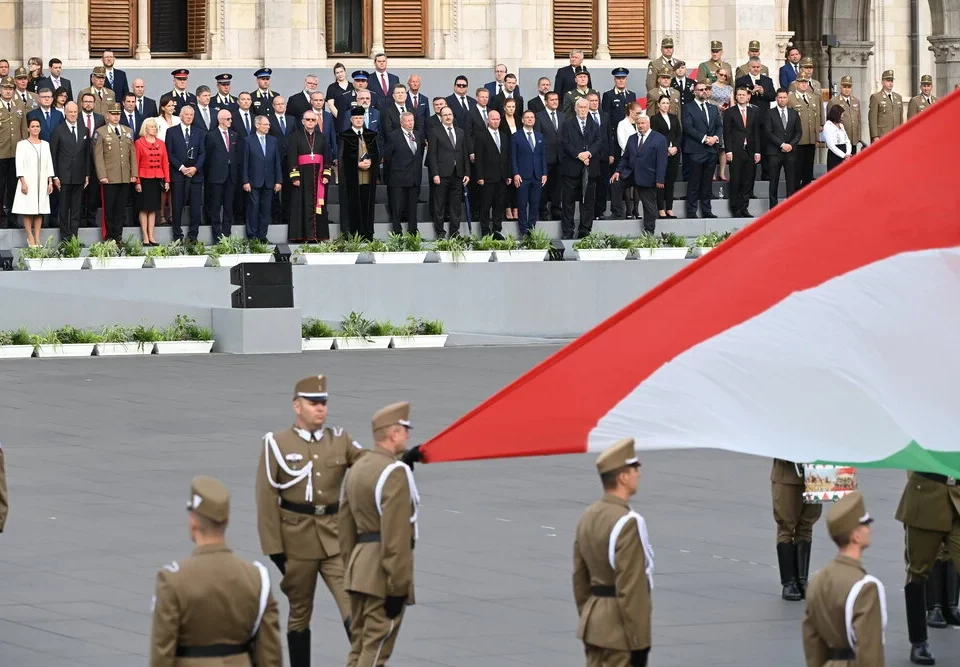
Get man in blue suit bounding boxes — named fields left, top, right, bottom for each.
left=118, top=93, right=144, bottom=136
left=371, top=53, right=400, bottom=102
left=165, top=105, right=206, bottom=241
left=511, top=110, right=547, bottom=237
left=204, top=109, right=240, bottom=239
left=779, top=47, right=802, bottom=91
left=354, top=90, right=381, bottom=135
left=406, top=75, right=430, bottom=127
left=27, top=88, right=63, bottom=140
left=242, top=115, right=282, bottom=242
left=612, top=114, right=667, bottom=235
left=681, top=83, right=722, bottom=218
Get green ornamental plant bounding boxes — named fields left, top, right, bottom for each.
left=368, top=320, right=395, bottom=336
left=88, top=239, right=122, bottom=260
left=395, top=316, right=445, bottom=336
left=301, top=318, right=336, bottom=338
left=294, top=241, right=339, bottom=258
left=659, top=232, right=688, bottom=248
left=31, top=325, right=102, bottom=348
left=162, top=315, right=213, bottom=341
left=334, top=234, right=369, bottom=252
left=99, top=324, right=131, bottom=343
left=473, top=234, right=501, bottom=251
left=20, top=237, right=60, bottom=261
left=58, top=235, right=84, bottom=258
left=633, top=233, right=661, bottom=250
left=383, top=232, right=423, bottom=252
left=521, top=228, right=552, bottom=250
left=337, top=311, right=375, bottom=339
left=122, top=236, right=146, bottom=257
left=0, top=328, right=31, bottom=346
left=433, top=235, right=475, bottom=262
left=365, top=238, right=388, bottom=253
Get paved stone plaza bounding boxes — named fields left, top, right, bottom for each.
left=0, top=346, right=957, bottom=666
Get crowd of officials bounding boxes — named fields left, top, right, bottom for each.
left=0, top=41, right=947, bottom=247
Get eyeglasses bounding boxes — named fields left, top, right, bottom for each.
left=303, top=118, right=317, bottom=122
left=695, top=87, right=706, bottom=92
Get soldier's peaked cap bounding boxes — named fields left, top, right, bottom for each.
left=840, top=75, right=853, bottom=86
left=826, top=491, right=872, bottom=538
left=0, top=77, right=14, bottom=88
left=612, top=67, right=629, bottom=77
left=351, top=70, right=370, bottom=81
left=255, top=68, right=272, bottom=79
left=372, top=402, right=412, bottom=432
left=748, top=40, right=761, bottom=50
left=171, top=68, right=190, bottom=78
left=294, top=375, right=327, bottom=401
left=215, top=73, right=233, bottom=83
left=14, top=67, right=28, bottom=78
left=920, top=74, right=933, bottom=84
left=596, top=438, right=640, bottom=474
left=882, top=70, right=895, bottom=80
left=661, top=37, right=674, bottom=48
left=574, top=66, right=589, bottom=76
left=186, top=475, right=230, bottom=523
left=91, top=66, right=107, bottom=77
left=799, top=57, right=814, bottom=67
left=710, top=40, right=723, bottom=51
left=106, top=102, right=122, bottom=114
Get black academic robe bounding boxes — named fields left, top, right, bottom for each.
left=337, top=127, right=381, bottom=239
left=287, top=130, right=333, bottom=241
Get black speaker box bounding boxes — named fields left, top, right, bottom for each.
left=230, top=262, right=293, bottom=288
left=231, top=286, right=295, bottom=309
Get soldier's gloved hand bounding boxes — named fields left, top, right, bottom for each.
left=401, top=445, right=423, bottom=471
left=384, top=595, right=407, bottom=619
left=269, top=553, right=287, bottom=575
left=630, top=650, right=649, bottom=667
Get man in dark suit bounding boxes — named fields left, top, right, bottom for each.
left=118, top=93, right=144, bottom=135
left=165, top=105, right=206, bottom=241
left=472, top=110, right=512, bottom=237
left=484, top=64, right=522, bottom=99
left=527, top=78, right=552, bottom=115
left=333, top=71, right=382, bottom=130
left=42, top=58, right=72, bottom=102
left=382, top=84, right=420, bottom=137
left=405, top=75, right=430, bottom=127
left=613, top=114, right=667, bottom=235
left=512, top=110, right=547, bottom=237
left=204, top=109, right=240, bottom=239
left=584, top=93, right=612, bottom=220
left=601, top=67, right=637, bottom=127
left=352, top=90, right=381, bottom=136
left=286, top=74, right=319, bottom=121
left=268, top=96, right=296, bottom=224
left=558, top=97, right=601, bottom=239
left=723, top=87, right=762, bottom=217
left=383, top=112, right=425, bottom=235
left=192, top=86, right=216, bottom=133
left=764, top=88, right=802, bottom=209
left=101, top=51, right=129, bottom=102
left=779, top=47, right=803, bottom=91
left=307, top=92, right=338, bottom=159
left=78, top=92, right=105, bottom=227
left=242, top=115, right=282, bottom=242
left=371, top=54, right=400, bottom=101
left=681, top=82, right=723, bottom=218
left=131, top=78, right=158, bottom=119
left=427, top=106, right=470, bottom=238
left=445, top=76, right=476, bottom=129
left=232, top=92, right=255, bottom=139
left=489, top=74, right=523, bottom=117
left=49, top=101, right=89, bottom=239
left=26, top=88, right=63, bottom=141
left=735, top=59, right=777, bottom=108
left=555, top=50, right=592, bottom=101
left=534, top=91, right=564, bottom=220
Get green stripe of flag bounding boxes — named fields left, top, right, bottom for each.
left=817, top=441, right=960, bottom=479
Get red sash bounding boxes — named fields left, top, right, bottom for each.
left=298, top=154, right=325, bottom=214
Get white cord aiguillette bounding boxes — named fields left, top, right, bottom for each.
left=374, top=461, right=421, bottom=541
left=263, top=432, right=314, bottom=501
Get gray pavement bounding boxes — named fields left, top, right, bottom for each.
left=0, top=346, right=957, bottom=666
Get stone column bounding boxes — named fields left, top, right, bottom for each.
left=370, top=0, right=384, bottom=57
left=263, top=0, right=292, bottom=65
left=928, top=36, right=960, bottom=97
left=135, top=0, right=151, bottom=59
left=822, top=41, right=874, bottom=145
left=594, top=0, right=610, bottom=59
left=22, top=0, right=70, bottom=61
left=490, top=0, right=523, bottom=68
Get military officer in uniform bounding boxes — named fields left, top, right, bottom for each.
left=907, top=74, right=938, bottom=119
left=802, top=491, right=885, bottom=666
left=771, top=458, right=822, bottom=602
left=671, top=61, right=696, bottom=106
left=696, top=40, right=733, bottom=84
left=211, top=73, right=238, bottom=115
left=92, top=103, right=137, bottom=243
left=11, top=67, right=39, bottom=111
left=828, top=76, right=863, bottom=154
left=573, top=438, right=653, bottom=667
left=562, top=66, right=598, bottom=118
left=894, top=468, right=960, bottom=665
left=251, top=68, right=278, bottom=117
left=0, top=77, right=29, bottom=227
left=0, top=439, right=7, bottom=533
left=168, top=69, right=196, bottom=114
left=926, top=545, right=960, bottom=629
left=601, top=67, right=636, bottom=127
left=788, top=76, right=822, bottom=191
left=646, top=37, right=678, bottom=92
left=340, top=402, right=419, bottom=667
left=789, top=57, right=822, bottom=97
left=78, top=66, right=115, bottom=117
left=150, top=476, right=283, bottom=666
left=736, top=40, right=769, bottom=79
left=256, top=375, right=365, bottom=667
left=646, top=71, right=681, bottom=119
left=869, top=70, right=903, bottom=142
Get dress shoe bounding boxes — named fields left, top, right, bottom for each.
left=910, top=641, right=936, bottom=665
left=927, top=561, right=947, bottom=628
left=927, top=605, right=947, bottom=629
left=701, top=213, right=718, bottom=219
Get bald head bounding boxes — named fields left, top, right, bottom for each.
left=217, top=109, right=232, bottom=129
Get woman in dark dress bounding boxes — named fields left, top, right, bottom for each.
left=649, top=95, right=682, bottom=219
left=325, top=63, right=353, bottom=122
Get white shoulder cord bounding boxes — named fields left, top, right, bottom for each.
left=250, top=561, right=271, bottom=639
left=608, top=510, right=656, bottom=590
left=263, top=432, right=313, bottom=501
left=844, top=574, right=888, bottom=650
left=374, top=461, right=420, bottom=541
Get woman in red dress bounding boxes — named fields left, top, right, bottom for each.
left=134, top=118, right=171, bottom=246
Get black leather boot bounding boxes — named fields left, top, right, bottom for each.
left=943, top=559, right=960, bottom=626
left=776, top=542, right=803, bottom=601
left=287, top=628, right=311, bottom=667
left=926, top=561, right=947, bottom=628
left=906, top=581, right=936, bottom=665
left=795, top=540, right=812, bottom=600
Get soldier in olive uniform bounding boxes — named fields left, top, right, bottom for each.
left=771, top=458, right=822, bottom=602
left=828, top=76, right=863, bottom=154
left=573, top=438, right=653, bottom=667
left=894, top=469, right=960, bottom=665
left=646, top=37, right=679, bottom=93
left=256, top=375, right=365, bottom=667
left=251, top=68, right=278, bottom=117
left=11, top=67, right=39, bottom=111
left=802, top=491, right=885, bottom=667
left=0, top=77, right=29, bottom=226
left=788, top=76, right=822, bottom=191
left=868, top=70, right=903, bottom=142
left=697, top=40, right=733, bottom=85
left=92, top=103, right=137, bottom=242
left=150, top=476, right=283, bottom=666
left=0, top=440, right=7, bottom=534
left=562, top=66, right=598, bottom=119
left=907, top=74, right=939, bottom=119
left=646, top=72, right=681, bottom=119
left=735, top=40, right=769, bottom=79
left=788, top=58, right=822, bottom=97
left=78, top=66, right=116, bottom=117
left=340, top=402, right=419, bottom=667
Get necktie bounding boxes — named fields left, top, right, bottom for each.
left=114, top=126, right=120, bottom=137
left=202, top=107, right=208, bottom=126
left=639, top=132, right=645, bottom=148
left=223, top=130, right=229, bottom=151
left=741, top=107, right=747, bottom=127
left=794, top=64, right=799, bottom=74
left=887, top=93, right=892, bottom=102
left=781, top=108, right=787, bottom=129
left=926, top=97, right=931, bottom=104
left=71, top=125, right=77, bottom=141
left=701, top=103, right=708, bottom=122
left=22, top=93, right=27, bottom=103
left=412, top=95, right=417, bottom=108
left=244, top=113, right=250, bottom=133
left=97, top=90, right=102, bottom=100
left=86, top=114, right=92, bottom=136
left=407, top=132, right=416, bottom=153
left=260, top=134, right=266, bottom=154
left=580, top=121, right=585, bottom=134
left=381, top=73, right=388, bottom=96
left=128, top=113, right=134, bottom=127
left=481, top=108, right=487, bottom=123
left=138, top=98, right=143, bottom=114
left=592, top=112, right=599, bottom=126
left=493, top=131, right=500, bottom=152
left=44, top=110, right=49, bottom=123
left=363, top=112, right=369, bottom=129
left=279, top=115, right=286, bottom=132
left=497, top=83, right=502, bottom=96
left=527, top=131, right=535, bottom=150
left=801, top=94, right=807, bottom=103
left=108, top=71, right=114, bottom=86
left=185, top=126, right=190, bottom=141
left=551, top=111, right=557, bottom=130
left=398, top=106, right=404, bottom=118
left=460, top=96, right=468, bottom=111
left=447, top=126, right=456, bottom=148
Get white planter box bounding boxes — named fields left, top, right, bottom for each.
left=390, top=335, right=448, bottom=349
left=574, top=249, right=631, bottom=261
left=145, top=255, right=211, bottom=268
left=689, top=246, right=715, bottom=257
left=154, top=340, right=214, bottom=355
left=215, top=253, right=273, bottom=268
left=492, top=249, right=548, bottom=263
left=297, top=252, right=360, bottom=265
left=83, top=256, right=146, bottom=270
left=35, top=343, right=96, bottom=358
left=301, top=337, right=335, bottom=350
left=334, top=336, right=392, bottom=350
left=636, top=247, right=690, bottom=260
left=0, top=345, right=35, bottom=359
left=23, top=257, right=86, bottom=271
left=369, top=251, right=428, bottom=264
left=96, top=342, right=156, bottom=356
left=433, top=250, right=492, bottom=264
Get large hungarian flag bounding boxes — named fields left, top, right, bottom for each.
left=420, top=89, right=960, bottom=477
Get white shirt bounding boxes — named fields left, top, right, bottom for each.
left=659, top=111, right=671, bottom=130
left=154, top=114, right=181, bottom=141
left=823, top=120, right=851, bottom=158
left=616, top=118, right=636, bottom=151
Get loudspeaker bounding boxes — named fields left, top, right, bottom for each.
left=230, top=262, right=293, bottom=288
left=231, top=285, right=294, bottom=308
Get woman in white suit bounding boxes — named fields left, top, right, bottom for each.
left=13, top=117, right=54, bottom=247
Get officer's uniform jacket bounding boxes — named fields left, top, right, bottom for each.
left=340, top=447, right=418, bottom=603
left=150, top=544, right=282, bottom=667
left=92, top=124, right=137, bottom=183
left=828, top=95, right=862, bottom=146
left=802, top=554, right=886, bottom=667
left=646, top=56, right=678, bottom=92
left=256, top=424, right=365, bottom=560
left=645, top=86, right=681, bottom=119
left=251, top=89, right=278, bottom=117
left=787, top=91, right=823, bottom=145
left=907, top=94, right=938, bottom=120
left=771, top=459, right=805, bottom=486
left=562, top=88, right=599, bottom=118
left=211, top=94, right=239, bottom=115
left=573, top=494, right=654, bottom=651
left=696, top=59, right=733, bottom=84
left=601, top=88, right=637, bottom=126
left=0, top=101, right=28, bottom=159
left=736, top=61, right=770, bottom=79
left=790, top=78, right=823, bottom=98
left=868, top=91, right=903, bottom=140
left=0, top=443, right=7, bottom=533
left=895, top=471, right=960, bottom=531
left=78, top=86, right=115, bottom=117
left=11, top=90, right=39, bottom=113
